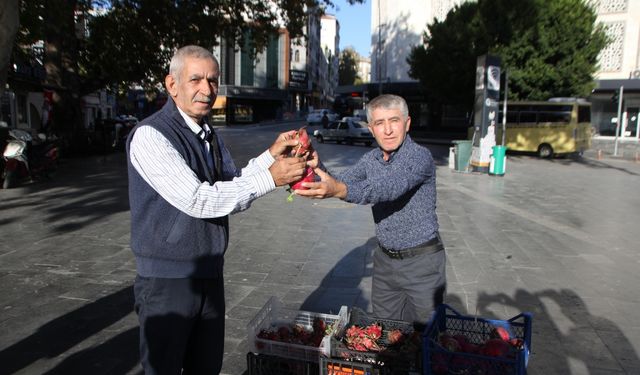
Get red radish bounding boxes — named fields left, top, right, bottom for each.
left=490, top=326, right=511, bottom=341
left=286, top=127, right=314, bottom=202
left=288, top=166, right=315, bottom=190
left=439, top=333, right=461, bottom=352
left=387, top=329, right=405, bottom=345
left=509, top=338, right=524, bottom=349
left=290, top=127, right=311, bottom=157
left=480, top=338, right=510, bottom=357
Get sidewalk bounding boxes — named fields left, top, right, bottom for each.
left=586, top=136, right=640, bottom=162
left=0, top=130, right=638, bottom=374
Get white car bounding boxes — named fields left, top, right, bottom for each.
left=306, top=109, right=339, bottom=126
left=313, top=117, right=375, bottom=146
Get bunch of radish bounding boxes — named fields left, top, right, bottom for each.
left=286, top=127, right=315, bottom=202
left=431, top=325, right=525, bottom=374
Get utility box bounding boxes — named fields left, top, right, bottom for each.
left=453, top=140, right=472, bottom=172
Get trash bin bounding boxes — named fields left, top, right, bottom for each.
left=452, top=140, right=472, bottom=172
left=489, top=145, right=507, bottom=176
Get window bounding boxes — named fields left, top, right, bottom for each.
left=519, top=112, right=537, bottom=123
left=538, top=111, right=571, bottom=123
left=266, top=34, right=278, bottom=88
left=578, top=106, right=591, bottom=122
left=294, top=50, right=300, bottom=62
left=241, top=33, right=254, bottom=86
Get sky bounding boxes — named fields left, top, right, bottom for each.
left=329, top=0, right=372, bottom=58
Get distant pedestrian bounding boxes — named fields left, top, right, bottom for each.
left=296, top=94, right=445, bottom=325
left=126, top=45, right=307, bottom=374
left=321, top=111, right=329, bottom=128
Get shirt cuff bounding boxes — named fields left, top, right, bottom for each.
left=255, top=150, right=275, bottom=170
left=249, top=168, right=276, bottom=197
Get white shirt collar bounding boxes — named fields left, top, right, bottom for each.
left=176, top=106, right=210, bottom=137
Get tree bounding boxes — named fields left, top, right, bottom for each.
left=0, top=0, right=19, bottom=100
left=407, top=0, right=608, bottom=109
left=339, top=47, right=360, bottom=85
left=8, top=0, right=364, bottom=149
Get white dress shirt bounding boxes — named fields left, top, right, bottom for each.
left=129, top=108, right=276, bottom=219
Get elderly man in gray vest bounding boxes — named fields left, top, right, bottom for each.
left=126, top=45, right=307, bottom=374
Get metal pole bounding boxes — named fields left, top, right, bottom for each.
left=377, top=0, right=382, bottom=96
left=502, top=70, right=508, bottom=146
left=614, top=85, right=623, bottom=156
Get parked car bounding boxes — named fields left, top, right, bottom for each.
left=306, top=109, right=339, bottom=126
left=313, top=117, right=375, bottom=146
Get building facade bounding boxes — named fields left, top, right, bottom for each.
left=371, top=0, right=467, bottom=83
left=321, top=14, right=340, bottom=105
left=211, top=6, right=336, bottom=124
left=590, top=0, right=640, bottom=140
left=369, top=0, right=640, bottom=139
left=357, top=56, right=372, bottom=83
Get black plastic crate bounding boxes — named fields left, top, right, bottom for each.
left=423, top=304, right=532, bottom=375
left=331, top=308, right=422, bottom=374
left=246, top=352, right=318, bottom=375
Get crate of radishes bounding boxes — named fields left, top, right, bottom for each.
left=247, top=297, right=349, bottom=363
left=330, top=308, right=423, bottom=374
left=423, top=304, right=532, bottom=375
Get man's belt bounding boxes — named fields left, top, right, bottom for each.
left=379, top=234, right=444, bottom=260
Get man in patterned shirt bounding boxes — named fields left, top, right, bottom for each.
left=296, top=94, right=446, bottom=326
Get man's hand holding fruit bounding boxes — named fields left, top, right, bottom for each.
left=294, top=151, right=347, bottom=200
left=267, top=130, right=307, bottom=187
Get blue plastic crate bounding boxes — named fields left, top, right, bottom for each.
left=423, top=304, right=532, bottom=375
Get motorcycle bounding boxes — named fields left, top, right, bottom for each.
left=2, top=129, right=59, bottom=189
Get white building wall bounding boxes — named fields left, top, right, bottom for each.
left=595, top=0, right=640, bottom=79
left=358, top=57, right=371, bottom=83
left=371, top=0, right=466, bottom=83
left=321, top=14, right=340, bottom=100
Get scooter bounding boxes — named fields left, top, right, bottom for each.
left=2, top=129, right=59, bottom=189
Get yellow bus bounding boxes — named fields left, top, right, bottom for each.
left=477, top=100, right=592, bottom=158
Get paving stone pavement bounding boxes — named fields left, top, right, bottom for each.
left=0, top=126, right=639, bottom=375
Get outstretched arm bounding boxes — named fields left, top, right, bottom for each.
left=293, top=168, right=348, bottom=199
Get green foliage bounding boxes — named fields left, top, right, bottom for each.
left=13, top=0, right=364, bottom=93
left=407, top=0, right=608, bottom=108
left=339, top=47, right=360, bottom=85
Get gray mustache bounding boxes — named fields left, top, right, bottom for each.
left=193, top=95, right=212, bottom=103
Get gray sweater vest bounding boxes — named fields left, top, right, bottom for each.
left=126, top=99, right=228, bottom=278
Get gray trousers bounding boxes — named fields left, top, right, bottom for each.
left=372, top=246, right=446, bottom=325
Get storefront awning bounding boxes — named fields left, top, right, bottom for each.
left=213, top=95, right=227, bottom=109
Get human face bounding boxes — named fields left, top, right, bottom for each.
left=165, top=56, right=219, bottom=123
left=368, top=107, right=411, bottom=160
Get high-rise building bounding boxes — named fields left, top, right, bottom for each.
left=321, top=14, right=340, bottom=104
left=371, top=0, right=467, bottom=83
left=211, top=6, right=332, bottom=123
left=369, top=0, right=640, bottom=137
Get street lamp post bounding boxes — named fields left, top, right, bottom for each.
left=614, top=86, right=624, bottom=156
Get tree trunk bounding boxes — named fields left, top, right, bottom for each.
left=44, top=0, right=87, bottom=153
left=0, top=0, right=20, bottom=100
